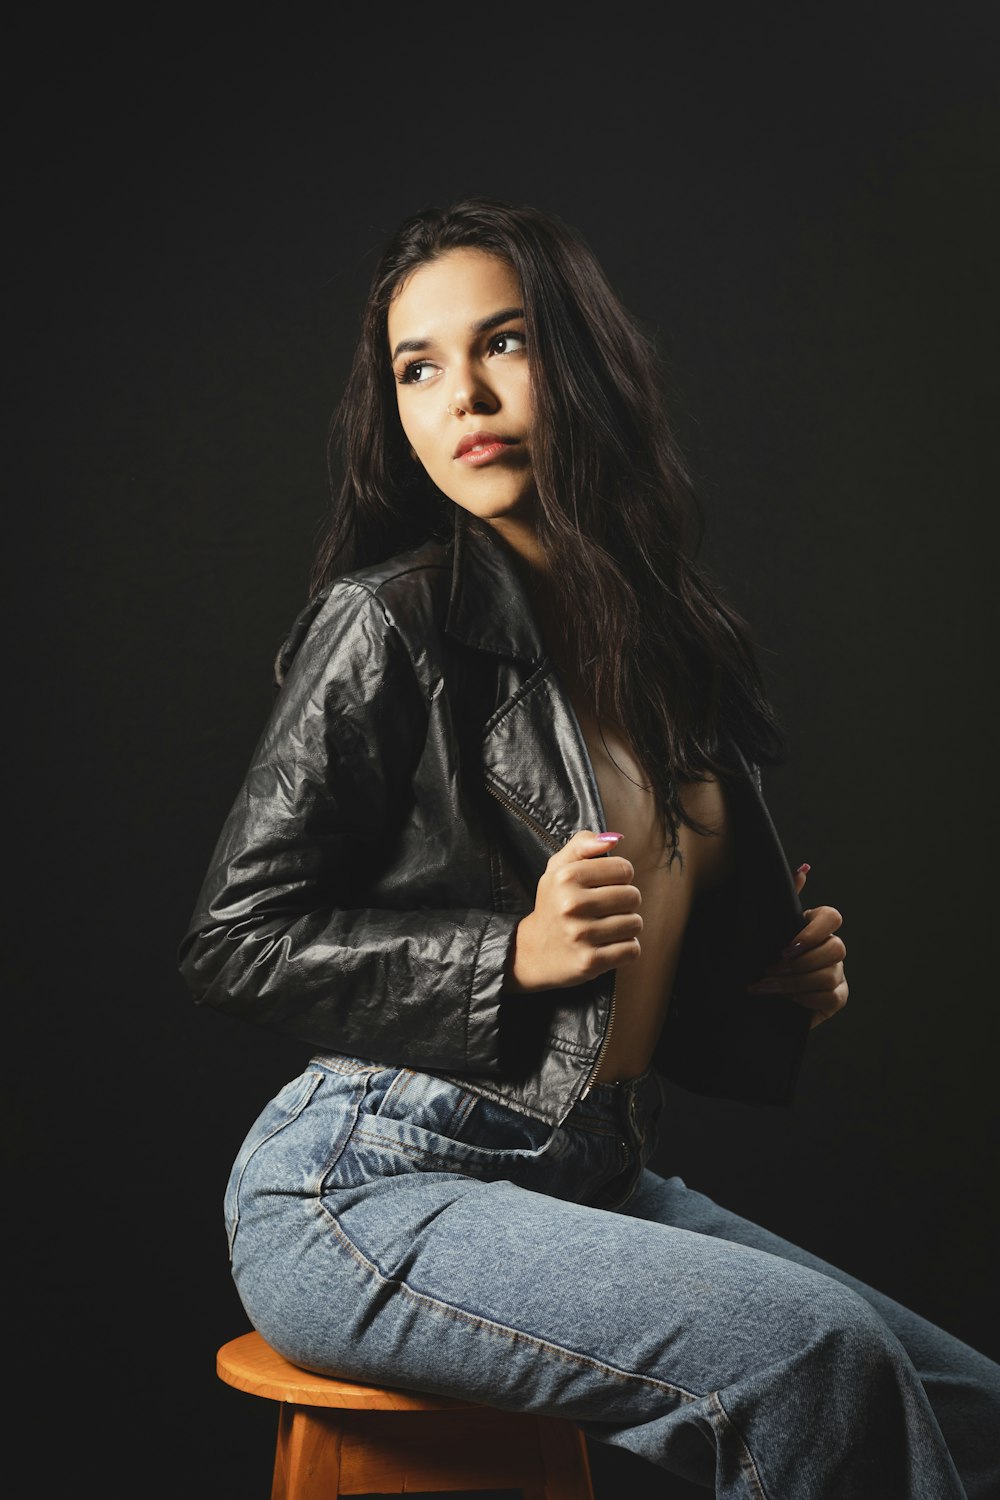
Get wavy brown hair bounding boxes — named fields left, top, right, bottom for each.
left=304, top=196, right=785, bottom=854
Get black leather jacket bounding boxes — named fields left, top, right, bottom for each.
left=178, top=509, right=811, bottom=1126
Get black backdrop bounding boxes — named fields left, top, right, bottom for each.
left=11, top=7, right=999, bottom=1497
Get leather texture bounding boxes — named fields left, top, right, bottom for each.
left=178, top=508, right=810, bottom=1125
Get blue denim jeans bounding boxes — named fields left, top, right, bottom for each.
left=225, top=1052, right=999, bottom=1498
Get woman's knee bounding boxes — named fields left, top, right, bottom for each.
left=711, top=1249, right=908, bottom=1384
left=816, top=1280, right=908, bottom=1360
left=770, top=1272, right=916, bottom=1403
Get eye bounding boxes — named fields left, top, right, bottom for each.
left=488, top=330, right=527, bottom=357
left=398, top=358, right=437, bottom=385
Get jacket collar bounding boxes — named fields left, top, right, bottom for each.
left=443, top=504, right=765, bottom=804
left=445, top=509, right=547, bottom=665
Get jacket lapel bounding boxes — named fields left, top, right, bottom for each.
left=445, top=508, right=802, bottom=941
left=446, top=512, right=608, bottom=872
left=445, top=508, right=811, bottom=1103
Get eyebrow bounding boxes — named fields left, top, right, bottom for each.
left=390, top=306, right=525, bottom=362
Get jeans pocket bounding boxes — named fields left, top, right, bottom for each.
left=331, top=1068, right=559, bottom=1186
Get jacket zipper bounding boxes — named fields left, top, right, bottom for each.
left=484, top=779, right=616, bottom=1100
left=485, top=780, right=562, bottom=850
left=581, top=975, right=616, bottom=1098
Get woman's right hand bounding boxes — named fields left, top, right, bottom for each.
left=504, top=830, right=643, bottom=992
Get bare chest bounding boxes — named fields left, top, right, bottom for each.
left=563, top=679, right=734, bottom=1081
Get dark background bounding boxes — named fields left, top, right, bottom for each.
left=12, top=6, right=999, bottom=1496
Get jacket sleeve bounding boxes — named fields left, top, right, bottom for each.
left=177, top=580, right=521, bottom=1072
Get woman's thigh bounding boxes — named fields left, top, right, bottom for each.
left=626, top=1169, right=1000, bottom=1492
left=227, top=1062, right=935, bottom=1424
left=225, top=1060, right=989, bottom=1495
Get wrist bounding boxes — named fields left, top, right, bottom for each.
left=503, top=914, right=534, bottom=993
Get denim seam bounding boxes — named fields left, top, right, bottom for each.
left=380, top=1068, right=417, bottom=1114
left=429, top=1072, right=557, bottom=1125
left=449, top=1092, right=479, bottom=1134
left=377, top=1071, right=476, bottom=1138
left=227, top=1069, right=325, bottom=1256
left=310, top=1056, right=386, bottom=1079
left=348, top=1127, right=536, bottom=1167
left=446, top=1090, right=480, bottom=1136
left=321, top=1201, right=701, bottom=1404
left=709, top=1390, right=770, bottom=1500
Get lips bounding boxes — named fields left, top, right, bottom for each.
left=453, top=432, right=517, bottom=459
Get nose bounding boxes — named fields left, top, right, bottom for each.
left=446, top=364, right=498, bottom=418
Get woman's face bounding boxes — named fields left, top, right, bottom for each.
left=387, top=248, right=538, bottom=535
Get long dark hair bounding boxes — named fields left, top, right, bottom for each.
left=306, top=196, right=784, bottom=854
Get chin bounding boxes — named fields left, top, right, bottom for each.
left=458, top=487, right=537, bottom=521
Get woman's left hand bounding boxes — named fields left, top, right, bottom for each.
left=747, top=865, right=848, bottom=1029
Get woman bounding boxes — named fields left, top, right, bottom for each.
left=179, top=198, right=999, bottom=1498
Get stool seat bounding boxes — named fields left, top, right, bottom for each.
left=216, top=1329, right=595, bottom=1499
left=217, top=1331, right=476, bottom=1411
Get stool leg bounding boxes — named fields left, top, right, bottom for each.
left=271, top=1405, right=343, bottom=1500
left=532, top=1417, right=596, bottom=1500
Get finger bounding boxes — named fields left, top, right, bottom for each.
left=552, top=830, right=625, bottom=867
left=774, top=979, right=848, bottom=1024
left=778, top=904, right=844, bottom=959
left=563, top=877, right=642, bottom=918
left=583, top=936, right=643, bottom=974
left=793, top=861, right=811, bottom=895
left=748, top=962, right=846, bottom=1000
left=762, top=934, right=847, bottom=979
left=804, top=979, right=849, bottom=1027
left=802, top=904, right=844, bottom=936
left=573, top=855, right=639, bottom=889
left=585, top=830, right=625, bottom=859
left=580, top=910, right=644, bottom=947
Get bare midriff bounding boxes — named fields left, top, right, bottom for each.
left=564, top=684, right=735, bottom=1085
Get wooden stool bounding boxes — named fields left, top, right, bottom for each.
left=217, top=1330, right=596, bottom=1500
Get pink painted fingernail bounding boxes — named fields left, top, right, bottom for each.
left=796, top=863, right=811, bottom=875
left=596, top=832, right=624, bottom=843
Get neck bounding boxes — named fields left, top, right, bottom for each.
left=485, top=514, right=550, bottom=580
